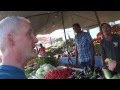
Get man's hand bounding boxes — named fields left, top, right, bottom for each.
left=108, top=60, right=117, bottom=71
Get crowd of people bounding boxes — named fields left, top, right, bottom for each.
left=0, top=16, right=119, bottom=79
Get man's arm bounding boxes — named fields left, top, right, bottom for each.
left=115, top=62, right=120, bottom=73
left=108, top=60, right=120, bottom=73
left=100, top=41, right=107, bottom=67
left=75, top=45, right=78, bottom=65
left=87, top=33, right=95, bottom=66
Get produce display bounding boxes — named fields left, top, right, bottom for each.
left=43, top=67, right=75, bottom=79
left=24, top=56, right=120, bottom=79
left=37, top=57, right=59, bottom=67
left=27, top=58, right=39, bottom=66
left=35, top=64, right=55, bottom=79
left=24, top=57, right=59, bottom=79
left=24, top=67, right=35, bottom=78
left=69, top=67, right=104, bottom=79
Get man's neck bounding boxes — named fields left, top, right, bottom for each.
left=77, top=31, right=82, bottom=35
left=2, top=52, right=25, bottom=70
left=1, top=61, right=24, bottom=70
left=105, top=35, right=112, bottom=41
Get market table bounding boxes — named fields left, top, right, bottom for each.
left=58, top=56, right=102, bottom=68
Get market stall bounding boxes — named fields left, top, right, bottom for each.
left=24, top=56, right=120, bottom=79
left=0, top=11, right=119, bottom=79
left=58, top=56, right=102, bottom=68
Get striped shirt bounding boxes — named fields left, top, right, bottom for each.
left=75, top=32, right=92, bottom=63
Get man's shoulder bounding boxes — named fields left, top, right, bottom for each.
left=112, top=34, right=120, bottom=39
left=83, top=32, right=91, bottom=37
left=0, top=72, right=11, bottom=79
left=0, top=65, right=17, bottom=79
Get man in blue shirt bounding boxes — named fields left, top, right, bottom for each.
left=73, top=23, right=95, bottom=69
left=0, top=16, right=38, bottom=79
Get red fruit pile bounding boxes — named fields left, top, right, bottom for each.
left=43, top=67, right=75, bottom=79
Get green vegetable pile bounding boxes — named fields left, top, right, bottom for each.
left=102, top=68, right=120, bottom=79
left=69, top=67, right=104, bottom=79
left=37, top=57, right=59, bottom=67
left=24, top=57, right=58, bottom=79
left=24, top=67, right=37, bottom=78
left=35, top=64, right=55, bottom=79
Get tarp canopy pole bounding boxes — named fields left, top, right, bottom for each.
left=49, top=34, right=52, bottom=47
left=94, top=11, right=104, bottom=38
left=94, top=11, right=101, bottom=28
left=61, top=11, right=69, bottom=54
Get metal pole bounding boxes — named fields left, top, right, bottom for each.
left=94, top=11, right=104, bottom=38
left=71, top=15, right=74, bottom=24
left=49, top=34, right=52, bottom=47
left=71, top=15, right=76, bottom=39
left=61, top=12, right=69, bottom=54
left=94, top=11, right=101, bottom=27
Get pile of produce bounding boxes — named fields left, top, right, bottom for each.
left=24, top=56, right=59, bottom=79
left=26, top=58, right=40, bottom=67
left=25, top=57, right=120, bottom=79
left=35, top=64, right=55, bottom=79
left=24, top=67, right=35, bottom=78
left=102, top=68, right=120, bottom=79
left=69, top=67, right=104, bottom=79
left=37, top=57, right=59, bottom=67
left=68, top=58, right=120, bottom=79
left=44, top=67, right=75, bottom=79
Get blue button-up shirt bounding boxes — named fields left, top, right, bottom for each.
left=0, top=65, right=27, bottom=79
left=75, top=32, right=92, bottom=63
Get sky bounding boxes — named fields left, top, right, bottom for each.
left=89, top=27, right=100, bottom=39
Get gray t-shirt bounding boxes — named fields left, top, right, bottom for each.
left=101, top=34, right=120, bottom=61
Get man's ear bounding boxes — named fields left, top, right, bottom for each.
left=7, top=33, right=15, bottom=46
